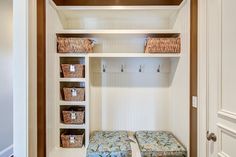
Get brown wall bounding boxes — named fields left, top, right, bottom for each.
left=190, top=0, right=198, bottom=157
left=37, top=0, right=46, bottom=156
left=52, top=0, right=183, bottom=6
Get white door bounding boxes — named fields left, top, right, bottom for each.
left=206, top=0, right=236, bottom=156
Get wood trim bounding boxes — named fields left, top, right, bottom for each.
left=52, top=0, right=183, bottom=6
left=37, top=0, right=46, bottom=156
left=190, top=0, right=198, bottom=157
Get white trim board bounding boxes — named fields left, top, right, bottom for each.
left=198, top=0, right=207, bottom=156
left=0, top=145, right=13, bottom=157
left=13, top=0, right=29, bottom=156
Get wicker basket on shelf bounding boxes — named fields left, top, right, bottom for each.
left=61, top=64, right=85, bottom=78
left=62, top=109, right=85, bottom=124
left=145, top=37, right=181, bottom=53
left=57, top=37, right=94, bottom=53
left=63, top=88, right=85, bottom=101
left=61, top=133, right=84, bottom=148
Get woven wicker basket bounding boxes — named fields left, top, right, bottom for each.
left=62, top=110, right=85, bottom=124
left=61, top=133, right=84, bottom=148
left=61, top=64, right=85, bottom=78
left=145, top=37, right=181, bottom=53
left=57, top=37, right=94, bottom=53
left=63, top=88, right=85, bottom=101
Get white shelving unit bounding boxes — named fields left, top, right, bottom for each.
left=56, top=54, right=90, bottom=147
left=46, top=0, right=190, bottom=156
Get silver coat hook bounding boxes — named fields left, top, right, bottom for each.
left=121, top=64, right=124, bottom=72
left=139, top=64, right=144, bottom=72
left=102, top=64, right=106, bottom=72
left=157, top=65, right=161, bottom=73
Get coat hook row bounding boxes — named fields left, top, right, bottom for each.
left=102, top=64, right=161, bottom=73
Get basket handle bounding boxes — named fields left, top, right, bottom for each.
left=69, top=136, right=76, bottom=144
left=69, top=64, right=76, bottom=72
left=71, top=88, right=77, bottom=97
left=70, top=111, right=77, bottom=120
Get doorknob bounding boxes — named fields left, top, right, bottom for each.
left=207, top=131, right=217, bottom=142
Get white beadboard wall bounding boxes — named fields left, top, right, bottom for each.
left=90, top=58, right=172, bottom=132
left=59, top=10, right=177, bottom=29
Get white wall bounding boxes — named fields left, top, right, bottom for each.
left=0, top=0, right=13, bottom=156
left=13, top=0, right=29, bottom=156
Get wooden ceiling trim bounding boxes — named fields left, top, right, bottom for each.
left=52, top=0, right=183, bottom=6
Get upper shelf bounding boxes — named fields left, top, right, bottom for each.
left=58, top=53, right=181, bottom=58
left=50, top=0, right=186, bottom=29
left=56, top=29, right=180, bottom=36
left=52, top=0, right=184, bottom=6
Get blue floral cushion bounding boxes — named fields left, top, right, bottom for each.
left=136, top=131, right=187, bottom=157
left=87, top=131, right=132, bottom=157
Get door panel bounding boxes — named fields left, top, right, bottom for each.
left=207, top=0, right=236, bottom=156
left=221, top=0, right=236, bottom=115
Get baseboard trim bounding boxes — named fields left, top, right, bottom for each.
left=0, top=145, right=13, bottom=157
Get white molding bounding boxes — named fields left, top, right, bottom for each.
left=0, top=145, right=13, bottom=157
left=198, top=0, right=208, bottom=156
left=217, top=123, right=236, bottom=157
left=57, top=29, right=180, bottom=35
left=218, top=110, right=236, bottom=121
left=218, top=152, right=230, bottom=157
left=217, top=123, right=236, bottom=137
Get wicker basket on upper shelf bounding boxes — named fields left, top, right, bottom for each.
left=63, top=88, right=85, bottom=101
left=61, top=132, right=84, bottom=148
left=145, top=37, right=181, bottom=53
left=61, top=64, right=85, bottom=78
left=62, top=109, right=85, bottom=124
left=57, top=37, right=94, bottom=53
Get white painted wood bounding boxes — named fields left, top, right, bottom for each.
left=90, top=58, right=171, bottom=131
left=198, top=0, right=208, bottom=156
left=220, top=0, right=236, bottom=117
left=198, top=0, right=236, bottom=156
left=46, top=0, right=190, bottom=156
left=47, top=0, right=91, bottom=153
left=59, top=78, right=86, bottom=82
left=13, top=0, right=29, bottom=156
left=57, top=53, right=181, bottom=58
left=0, top=145, right=13, bottom=157
left=169, top=1, right=190, bottom=154
left=13, top=0, right=37, bottom=156
left=89, top=53, right=181, bottom=58
left=50, top=0, right=184, bottom=30
left=57, top=29, right=179, bottom=34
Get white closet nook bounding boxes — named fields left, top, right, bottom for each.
left=46, top=0, right=190, bottom=156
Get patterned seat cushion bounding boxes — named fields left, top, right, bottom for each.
left=87, top=131, right=132, bottom=157
left=135, top=131, right=187, bottom=157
